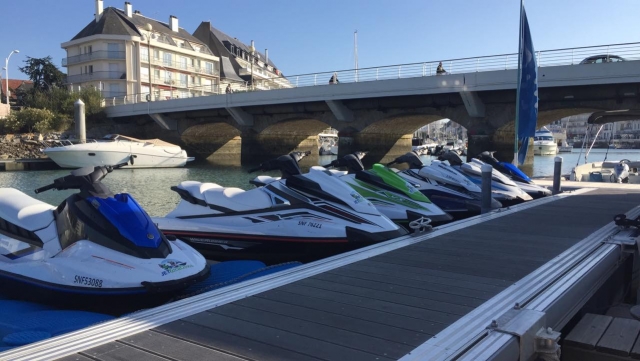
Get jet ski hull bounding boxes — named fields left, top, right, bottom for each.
left=158, top=227, right=406, bottom=264
left=0, top=262, right=209, bottom=315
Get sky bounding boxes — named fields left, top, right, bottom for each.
left=1, top=0, right=638, bottom=81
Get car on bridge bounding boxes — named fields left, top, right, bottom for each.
left=580, top=54, right=626, bottom=64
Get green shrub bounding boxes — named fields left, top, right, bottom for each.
left=3, top=108, right=55, bottom=133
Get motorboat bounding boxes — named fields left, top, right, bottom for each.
left=533, top=127, right=558, bottom=155
left=318, top=132, right=338, bottom=155
left=473, top=152, right=551, bottom=199
left=0, top=165, right=209, bottom=314
left=153, top=152, right=407, bottom=263
left=572, top=159, right=640, bottom=183
left=571, top=111, right=640, bottom=183
left=558, top=139, right=573, bottom=153
left=438, top=151, right=533, bottom=204
left=388, top=152, right=501, bottom=215
left=321, top=152, right=452, bottom=225
left=42, top=134, right=194, bottom=169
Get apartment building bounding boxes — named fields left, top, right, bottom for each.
left=61, top=0, right=222, bottom=102
left=193, top=22, right=291, bottom=91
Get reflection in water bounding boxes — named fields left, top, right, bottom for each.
left=2, top=150, right=640, bottom=216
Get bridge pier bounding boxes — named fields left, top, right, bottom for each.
left=338, top=130, right=413, bottom=165
left=180, top=123, right=242, bottom=166
left=466, top=133, right=533, bottom=167
left=241, top=132, right=319, bottom=168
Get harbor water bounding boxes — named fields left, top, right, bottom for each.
left=2, top=150, right=640, bottom=216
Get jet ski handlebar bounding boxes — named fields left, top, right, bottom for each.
left=34, top=165, right=117, bottom=196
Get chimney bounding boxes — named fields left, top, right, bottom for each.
left=125, top=2, right=132, bottom=17
left=134, top=9, right=140, bottom=14
left=265, top=49, right=268, bottom=65
left=169, top=15, right=178, bottom=32
left=95, top=0, right=104, bottom=22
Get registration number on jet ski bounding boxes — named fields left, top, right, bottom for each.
left=74, top=275, right=103, bottom=288
left=298, top=221, right=322, bottom=229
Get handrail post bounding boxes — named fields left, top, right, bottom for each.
left=422, top=63, right=425, bottom=76
left=429, top=63, right=432, bottom=76
left=571, top=49, right=574, bottom=65
left=398, top=66, right=401, bottom=78
left=296, top=76, right=299, bottom=87
left=314, top=74, right=317, bottom=86
left=537, top=51, right=541, bottom=66
left=505, top=55, right=508, bottom=70
left=376, top=68, right=379, bottom=80
left=476, top=58, right=479, bottom=72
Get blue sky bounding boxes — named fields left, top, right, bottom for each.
left=1, top=0, right=638, bottom=80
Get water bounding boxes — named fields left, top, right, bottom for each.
left=2, top=151, right=640, bottom=216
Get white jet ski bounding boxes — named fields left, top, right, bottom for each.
left=438, top=150, right=533, bottom=204
left=153, top=152, right=407, bottom=263
left=0, top=165, right=209, bottom=314
left=387, top=152, right=502, bottom=215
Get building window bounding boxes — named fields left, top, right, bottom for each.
left=180, top=56, right=188, bottom=70
left=180, top=73, right=187, bottom=86
left=165, top=71, right=172, bottom=84
left=88, top=65, right=93, bottom=73
left=163, top=52, right=172, bottom=66
left=205, top=62, right=213, bottom=74
left=154, top=69, right=160, bottom=79
left=141, top=46, right=149, bottom=61
left=154, top=49, right=160, bottom=60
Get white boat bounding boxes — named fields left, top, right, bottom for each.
left=533, top=127, right=558, bottom=155
left=42, top=134, right=193, bottom=169
left=558, top=139, right=572, bottom=153
left=318, top=132, right=338, bottom=155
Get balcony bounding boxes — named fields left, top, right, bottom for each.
left=66, top=71, right=126, bottom=84
left=141, top=55, right=220, bottom=77
left=62, top=51, right=126, bottom=67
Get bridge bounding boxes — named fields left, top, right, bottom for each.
left=104, top=42, right=640, bottom=165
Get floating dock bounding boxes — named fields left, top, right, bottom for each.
left=2, top=186, right=640, bottom=361
left=0, top=158, right=59, bottom=171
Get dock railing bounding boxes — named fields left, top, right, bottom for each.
left=103, top=42, right=640, bottom=107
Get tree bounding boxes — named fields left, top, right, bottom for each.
left=19, top=56, right=65, bottom=92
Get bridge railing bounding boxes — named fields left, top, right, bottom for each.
left=103, top=42, right=640, bottom=107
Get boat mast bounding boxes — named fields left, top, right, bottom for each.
left=513, top=0, right=525, bottom=165
left=354, top=30, right=358, bottom=82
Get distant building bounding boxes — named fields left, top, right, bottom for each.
left=193, top=22, right=291, bottom=91
left=0, top=79, right=33, bottom=106
left=559, top=114, right=640, bottom=142
left=61, top=1, right=291, bottom=103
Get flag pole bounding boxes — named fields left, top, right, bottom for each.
left=514, top=0, right=525, bottom=165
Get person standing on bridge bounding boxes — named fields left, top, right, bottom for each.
left=329, top=72, right=339, bottom=84
left=436, top=62, right=446, bottom=75
left=225, top=84, right=233, bottom=94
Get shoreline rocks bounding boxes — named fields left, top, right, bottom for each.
left=0, top=133, right=69, bottom=160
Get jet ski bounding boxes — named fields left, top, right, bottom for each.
left=475, top=151, right=552, bottom=198
left=320, top=152, right=452, bottom=225
left=0, top=165, right=209, bottom=314
left=387, top=151, right=502, bottom=215
left=153, top=152, right=407, bottom=263
left=438, top=150, right=533, bottom=204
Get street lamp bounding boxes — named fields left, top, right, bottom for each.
left=144, top=23, right=153, bottom=101
left=249, top=41, right=255, bottom=91
left=4, top=49, right=19, bottom=111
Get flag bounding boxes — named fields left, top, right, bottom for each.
left=516, top=6, right=538, bottom=165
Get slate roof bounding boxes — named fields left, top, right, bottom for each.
left=207, top=24, right=278, bottom=70
left=70, top=7, right=212, bottom=55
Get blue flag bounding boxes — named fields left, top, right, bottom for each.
left=517, top=8, right=538, bottom=165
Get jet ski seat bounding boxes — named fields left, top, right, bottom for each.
left=327, top=169, right=348, bottom=176
left=176, top=181, right=223, bottom=203
left=0, top=188, right=55, bottom=231
left=203, top=187, right=272, bottom=212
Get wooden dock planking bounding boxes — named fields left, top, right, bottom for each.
left=53, top=188, right=640, bottom=361
left=564, top=313, right=613, bottom=350
left=596, top=318, right=640, bottom=356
